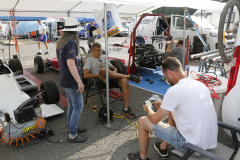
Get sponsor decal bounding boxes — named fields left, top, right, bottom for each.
left=107, top=26, right=120, bottom=37
left=22, top=124, right=36, bottom=134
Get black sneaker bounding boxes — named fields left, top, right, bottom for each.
left=78, top=127, right=87, bottom=133
left=123, top=107, right=137, bottom=119
left=126, top=152, right=150, bottom=160
left=36, top=52, right=42, bottom=55
left=68, top=127, right=87, bottom=134
left=154, top=142, right=169, bottom=159
left=129, top=75, right=142, bottom=84
left=68, top=135, right=87, bottom=143
left=44, top=52, right=49, bottom=55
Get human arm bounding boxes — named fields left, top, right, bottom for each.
left=166, top=40, right=174, bottom=53
left=67, top=58, right=84, bottom=92
left=143, top=104, right=169, bottom=124
left=83, top=69, right=99, bottom=79
left=110, top=65, right=117, bottom=72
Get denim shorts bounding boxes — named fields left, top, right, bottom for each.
left=152, top=121, right=186, bottom=151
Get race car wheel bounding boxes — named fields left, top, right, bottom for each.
left=8, top=58, right=23, bottom=74
left=218, top=0, right=240, bottom=62
left=34, top=56, right=44, bottom=73
left=41, top=80, right=59, bottom=104
left=110, top=59, right=126, bottom=74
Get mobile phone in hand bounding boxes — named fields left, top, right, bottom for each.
left=145, top=100, right=156, bottom=112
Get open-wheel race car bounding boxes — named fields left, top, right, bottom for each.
left=0, top=57, right=64, bottom=146
left=34, top=46, right=87, bottom=73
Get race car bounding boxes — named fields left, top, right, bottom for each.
left=0, top=58, right=64, bottom=146
left=34, top=46, right=87, bottom=73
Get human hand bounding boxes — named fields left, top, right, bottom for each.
left=152, top=100, right=162, bottom=110
left=170, top=40, right=174, bottom=44
left=143, top=104, right=149, bottom=113
left=77, top=82, right=84, bottom=93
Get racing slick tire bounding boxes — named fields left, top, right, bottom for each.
left=41, top=80, right=60, bottom=104
left=8, top=58, right=23, bottom=74
left=110, top=59, right=126, bottom=74
left=34, top=56, right=44, bottom=73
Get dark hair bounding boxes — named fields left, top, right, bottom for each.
left=178, top=40, right=183, bottom=45
left=91, top=42, right=101, bottom=50
left=161, top=57, right=182, bottom=72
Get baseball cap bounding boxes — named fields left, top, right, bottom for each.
left=91, top=21, right=94, bottom=24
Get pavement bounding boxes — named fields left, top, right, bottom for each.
left=0, top=37, right=234, bottom=160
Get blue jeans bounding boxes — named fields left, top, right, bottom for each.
left=152, top=121, right=186, bottom=151
left=64, top=87, right=84, bottom=135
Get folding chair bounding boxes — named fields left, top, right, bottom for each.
left=80, top=49, right=125, bottom=107
left=171, top=121, right=240, bottom=160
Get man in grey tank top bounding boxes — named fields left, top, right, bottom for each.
left=83, top=42, right=142, bottom=119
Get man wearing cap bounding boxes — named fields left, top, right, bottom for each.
left=86, top=21, right=97, bottom=49
left=56, top=17, right=87, bottom=143
left=37, top=19, right=49, bottom=55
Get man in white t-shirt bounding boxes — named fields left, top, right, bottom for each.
left=37, top=19, right=49, bottom=55
left=126, top=57, right=218, bottom=160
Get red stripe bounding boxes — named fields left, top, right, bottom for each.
left=23, top=70, right=68, bottom=107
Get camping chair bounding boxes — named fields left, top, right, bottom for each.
left=80, top=49, right=125, bottom=107
left=170, top=121, right=240, bottom=160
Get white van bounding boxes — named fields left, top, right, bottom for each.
left=137, top=14, right=235, bottom=54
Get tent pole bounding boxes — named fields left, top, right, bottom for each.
left=104, top=3, right=111, bottom=128
left=183, top=7, right=186, bottom=71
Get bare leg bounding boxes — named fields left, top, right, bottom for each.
left=98, top=67, right=130, bottom=83
left=38, top=41, right=41, bottom=50
left=43, top=42, right=48, bottom=50
left=138, top=116, right=154, bottom=159
left=118, top=78, right=129, bottom=108
left=160, top=112, right=175, bottom=149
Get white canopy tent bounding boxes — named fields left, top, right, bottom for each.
left=0, top=0, right=226, bottom=17
left=0, top=0, right=227, bottom=126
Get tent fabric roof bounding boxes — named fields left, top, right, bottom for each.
left=0, top=0, right=226, bottom=17
left=0, top=16, right=46, bottom=21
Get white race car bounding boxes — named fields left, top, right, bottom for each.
left=0, top=58, right=64, bottom=146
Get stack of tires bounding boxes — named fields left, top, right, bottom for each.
left=192, top=35, right=207, bottom=54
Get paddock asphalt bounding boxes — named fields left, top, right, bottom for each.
left=0, top=37, right=233, bottom=160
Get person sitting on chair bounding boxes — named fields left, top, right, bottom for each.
left=83, top=42, right=142, bottom=119
left=126, top=57, right=218, bottom=160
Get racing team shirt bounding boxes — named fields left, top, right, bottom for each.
left=57, top=39, right=82, bottom=88
left=38, top=23, right=46, bottom=34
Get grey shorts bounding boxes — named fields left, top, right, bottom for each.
left=88, top=36, right=96, bottom=45
left=152, top=121, right=186, bottom=151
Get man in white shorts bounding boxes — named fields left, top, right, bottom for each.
left=37, top=19, right=49, bottom=55
left=126, top=57, right=218, bottom=160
